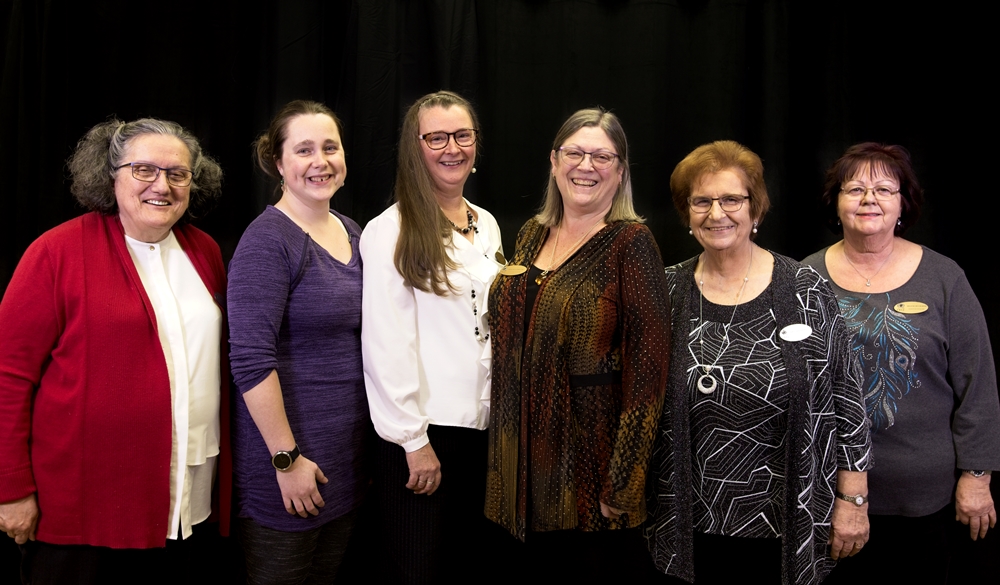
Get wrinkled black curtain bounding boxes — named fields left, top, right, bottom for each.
left=2, top=0, right=997, bottom=580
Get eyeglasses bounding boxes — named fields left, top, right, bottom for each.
left=115, top=163, right=193, bottom=187
left=688, top=195, right=749, bottom=213
left=418, top=129, right=478, bottom=150
left=840, top=185, right=900, bottom=200
left=557, top=147, right=619, bottom=170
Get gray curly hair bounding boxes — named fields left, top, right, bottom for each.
left=68, top=117, right=223, bottom=221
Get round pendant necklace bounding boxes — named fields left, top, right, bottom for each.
left=696, top=246, right=753, bottom=395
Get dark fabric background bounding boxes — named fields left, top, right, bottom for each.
left=1, top=0, right=996, bottom=582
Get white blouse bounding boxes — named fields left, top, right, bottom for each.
left=360, top=202, right=503, bottom=452
left=125, top=231, right=221, bottom=540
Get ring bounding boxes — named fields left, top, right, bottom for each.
left=427, top=480, right=434, bottom=484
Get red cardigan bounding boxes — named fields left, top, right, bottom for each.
left=0, top=212, right=231, bottom=548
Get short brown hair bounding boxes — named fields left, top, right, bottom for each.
left=670, top=140, right=770, bottom=233
left=820, top=142, right=923, bottom=235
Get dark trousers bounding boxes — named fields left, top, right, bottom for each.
left=20, top=521, right=222, bottom=585
left=823, top=503, right=953, bottom=584
left=372, top=425, right=496, bottom=585
left=237, top=509, right=357, bottom=585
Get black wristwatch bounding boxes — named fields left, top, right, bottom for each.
left=271, top=445, right=300, bottom=471
left=834, top=490, right=868, bottom=506
left=965, top=470, right=991, bottom=478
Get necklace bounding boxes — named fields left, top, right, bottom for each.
left=456, top=221, right=492, bottom=343
left=843, top=242, right=893, bottom=287
left=448, top=207, right=478, bottom=235
left=534, top=217, right=604, bottom=285
left=696, top=246, right=753, bottom=394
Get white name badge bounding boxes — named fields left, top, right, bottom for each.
left=779, top=324, right=812, bottom=342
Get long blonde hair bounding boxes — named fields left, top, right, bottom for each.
left=393, top=91, right=481, bottom=295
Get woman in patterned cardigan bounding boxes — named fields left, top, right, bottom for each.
left=486, top=108, right=671, bottom=580
left=645, top=140, right=872, bottom=584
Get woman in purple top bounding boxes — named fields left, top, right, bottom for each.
left=228, top=100, right=369, bottom=584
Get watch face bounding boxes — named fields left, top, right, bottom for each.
left=854, top=496, right=865, bottom=506
left=273, top=452, right=292, bottom=470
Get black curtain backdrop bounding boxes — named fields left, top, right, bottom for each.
left=2, top=0, right=996, bottom=581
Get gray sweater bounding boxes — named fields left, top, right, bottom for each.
left=803, top=246, right=1000, bottom=516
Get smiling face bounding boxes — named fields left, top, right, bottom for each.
left=418, top=105, right=475, bottom=199
left=837, top=163, right=901, bottom=240
left=550, top=126, right=623, bottom=218
left=688, top=169, right=755, bottom=254
left=276, top=113, right=346, bottom=207
left=113, top=134, right=192, bottom=243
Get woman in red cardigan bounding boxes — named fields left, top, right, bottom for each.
left=0, top=118, right=229, bottom=584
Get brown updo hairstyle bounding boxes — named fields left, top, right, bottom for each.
left=253, top=100, right=344, bottom=190
left=820, top=142, right=923, bottom=235
left=67, top=117, right=223, bottom=221
left=669, top=140, right=770, bottom=238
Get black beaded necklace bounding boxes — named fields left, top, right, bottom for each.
left=449, top=208, right=478, bottom=235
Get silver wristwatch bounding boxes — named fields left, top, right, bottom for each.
left=834, top=490, right=868, bottom=506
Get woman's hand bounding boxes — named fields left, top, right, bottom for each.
left=829, top=498, right=869, bottom=559
left=955, top=472, right=996, bottom=540
left=829, top=469, right=869, bottom=560
left=276, top=456, right=328, bottom=517
left=0, top=494, right=38, bottom=544
left=405, top=443, right=442, bottom=495
left=600, top=502, right=626, bottom=520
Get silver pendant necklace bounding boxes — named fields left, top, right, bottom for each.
left=696, top=246, right=753, bottom=395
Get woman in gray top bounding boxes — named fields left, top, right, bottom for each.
left=803, top=142, right=1000, bottom=582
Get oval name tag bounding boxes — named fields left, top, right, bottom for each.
left=894, top=301, right=928, bottom=314
left=779, top=323, right=812, bottom=342
left=499, top=264, right=528, bottom=276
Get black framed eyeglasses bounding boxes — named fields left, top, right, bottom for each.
left=115, top=163, right=193, bottom=187
left=688, top=195, right=749, bottom=213
left=418, top=129, right=478, bottom=150
left=557, top=147, right=619, bottom=170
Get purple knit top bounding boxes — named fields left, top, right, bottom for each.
left=228, top=206, right=369, bottom=531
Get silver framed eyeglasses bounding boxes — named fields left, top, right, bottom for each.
left=688, top=195, right=749, bottom=213
left=418, top=129, right=478, bottom=150
left=840, top=185, right=900, bottom=200
left=115, top=163, right=193, bottom=187
left=557, top=147, right=619, bottom=170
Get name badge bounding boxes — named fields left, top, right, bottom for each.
left=779, top=324, right=812, bottom=342
left=499, top=265, right=528, bottom=276
left=894, top=301, right=928, bottom=314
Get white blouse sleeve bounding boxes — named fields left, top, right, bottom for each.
left=360, top=210, right=430, bottom=453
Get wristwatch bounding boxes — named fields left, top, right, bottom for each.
left=834, top=490, right=868, bottom=506
left=271, top=445, right=300, bottom=471
left=965, top=470, right=992, bottom=478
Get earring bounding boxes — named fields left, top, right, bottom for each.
left=897, top=218, right=902, bottom=227
left=688, top=228, right=693, bottom=236
left=752, top=221, right=758, bottom=234
left=837, top=219, right=841, bottom=226
left=280, top=178, right=284, bottom=189
left=471, top=167, right=477, bottom=174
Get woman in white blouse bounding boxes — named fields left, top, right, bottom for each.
left=360, top=91, right=502, bottom=584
